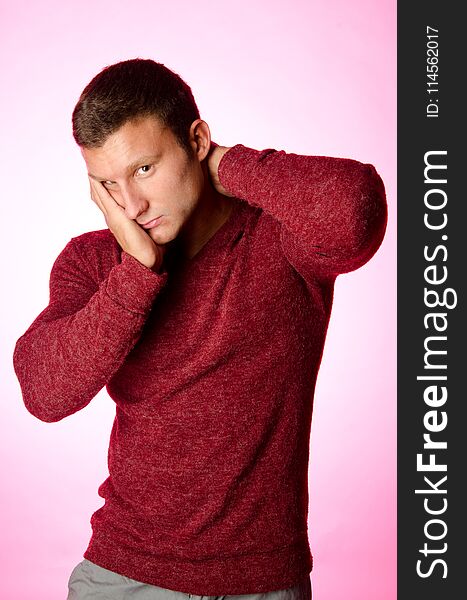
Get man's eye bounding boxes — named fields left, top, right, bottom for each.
left=102, top=181, right=114, bottom=188
left=136, top=165, right=152, bottom=176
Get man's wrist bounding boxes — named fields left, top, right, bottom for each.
left=208, top=144, right=234, bottom=197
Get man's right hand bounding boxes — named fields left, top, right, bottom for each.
left=89, top=178, right=167, bottom=273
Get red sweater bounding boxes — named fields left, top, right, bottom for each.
left=13, top=144, right=387, bottom=594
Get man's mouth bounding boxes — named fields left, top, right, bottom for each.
left=141, top=216, right=163, bottom=229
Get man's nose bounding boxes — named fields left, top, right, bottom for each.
left=120, top=186, right=149, bottom=220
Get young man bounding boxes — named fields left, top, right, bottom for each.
left=13, top=59, right=388, bottom=599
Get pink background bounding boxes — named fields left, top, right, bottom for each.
left=1, top=1, right=396, bottom=599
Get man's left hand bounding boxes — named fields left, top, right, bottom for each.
left=206, top=143, right=235, bottom=197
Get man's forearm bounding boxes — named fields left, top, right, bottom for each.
left=214, top=143, right=388, bottom=276
left=13, top=241, right=168, bottom=423
left=206, top=144, right=234, bottom=198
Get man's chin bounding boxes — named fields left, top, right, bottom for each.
left=148, top=225, right=174, bottom=245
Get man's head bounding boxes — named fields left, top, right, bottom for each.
left=72, top=58, right=200, bottom=157
left=72, top=59, right=217, bottom=248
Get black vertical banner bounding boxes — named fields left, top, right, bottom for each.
left=398, top=4, right=465, bottom=599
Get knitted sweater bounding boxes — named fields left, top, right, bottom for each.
left=13, top=144, right=387, bottom=594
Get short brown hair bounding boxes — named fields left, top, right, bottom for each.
left=72, top=58, right=200, bottom=155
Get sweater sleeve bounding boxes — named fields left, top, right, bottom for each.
left=217, top=144, right=388, bottom=279
left=12, top=238, right=168, bottom=423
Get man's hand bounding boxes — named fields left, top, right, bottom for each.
left=89, top=178, right=167, bottom=273
left=206, top=143, right=234, bottom=197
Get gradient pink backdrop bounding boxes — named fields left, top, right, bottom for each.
left=1, top=1, right=396, bottom=598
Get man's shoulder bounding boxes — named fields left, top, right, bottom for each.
left=68, top=228, right=120, bottom=257
left=66, top=228, right=120, bottom=274
left=70, top=227, right=116, bottom=249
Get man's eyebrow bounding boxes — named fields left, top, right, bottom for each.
left=88, top=154, right=160, bottom=181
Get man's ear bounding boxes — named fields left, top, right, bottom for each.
left=189, top=119, right=211, bottom=161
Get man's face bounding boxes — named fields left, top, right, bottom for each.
left=81, top=115, right=207, bottom=245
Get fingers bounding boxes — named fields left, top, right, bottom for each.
left=89, top=178, right=106, bottom=215
left=89, top=178, right=121, bottom=218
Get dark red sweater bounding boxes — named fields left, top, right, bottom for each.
left=13, top=144, right=387, bottom=594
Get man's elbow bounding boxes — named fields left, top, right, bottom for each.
left=13, top=338, right=91, bottom=423
left=342, top=164, right=388, bottom=273
left=22, top=392, right=76, bottom=423
left=24, top=404, right=64, bottom=423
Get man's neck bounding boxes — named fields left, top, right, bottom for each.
left=178, top=174, right=235, bottom=260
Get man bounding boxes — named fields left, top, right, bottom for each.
left=13, top=58, right=387, bottom=599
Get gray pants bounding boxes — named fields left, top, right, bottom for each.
left=67, top=558, right=312, bottom=600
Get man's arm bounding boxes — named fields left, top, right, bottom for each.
left=13, top=238, right=168, bottom=423
left=210, top=143, right=388, bottom=279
